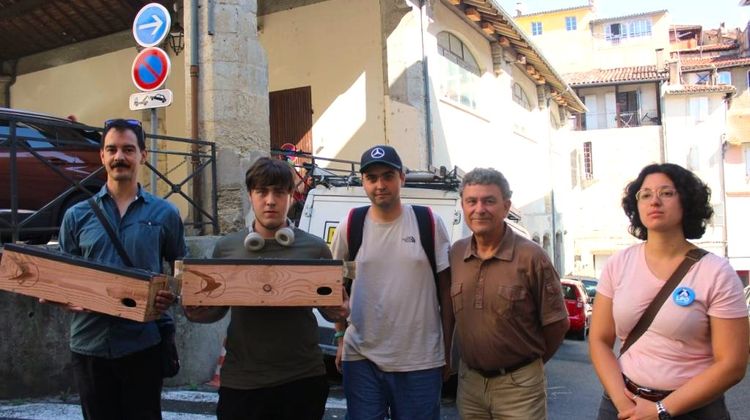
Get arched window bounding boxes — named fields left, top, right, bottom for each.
left=512, top=83, right=532, bottom=110
left=437, top=31, right=481, bottom=109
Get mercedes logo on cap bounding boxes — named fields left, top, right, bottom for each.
left=371, top=147, right=386, bottom=158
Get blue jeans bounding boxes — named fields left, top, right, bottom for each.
left=342, top=359, right=442, bottom=420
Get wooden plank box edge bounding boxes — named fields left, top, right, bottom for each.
left=0, top=247, right=167, bottom=322
left=179, top=260, right=344, bottom=307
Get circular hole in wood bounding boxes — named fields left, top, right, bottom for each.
left=121, top=298, right=137, bottom=308
left=316, top=287, right=333, bottom=296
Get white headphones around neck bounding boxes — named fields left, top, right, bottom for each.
left=244, top=219, right=296, bottom=251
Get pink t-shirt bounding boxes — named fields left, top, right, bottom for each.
left=598, top=243, right=747, bottom=390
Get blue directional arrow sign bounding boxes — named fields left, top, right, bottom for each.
left=132, top=3, right=171, bottom=48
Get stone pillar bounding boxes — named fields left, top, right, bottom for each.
left=186, top=0, right=270, bottom=234
left=380, top=0, right=429, bottom=169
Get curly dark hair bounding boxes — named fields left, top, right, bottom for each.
left=622, top=163, right=713, bottom=240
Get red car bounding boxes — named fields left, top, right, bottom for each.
left=561, top=278, right=591, bottom=340
left=0, top=108, right=104, bottom=243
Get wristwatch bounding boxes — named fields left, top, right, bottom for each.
left=656, top=401, right=671, bottom=420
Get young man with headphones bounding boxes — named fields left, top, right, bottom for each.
left=184, top=157, right=348, bottom=420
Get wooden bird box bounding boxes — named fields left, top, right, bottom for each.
left=0, top=243, right=168, bottom=322
left=178, top=258, right=345, bottom=307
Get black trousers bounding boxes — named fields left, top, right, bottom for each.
left=217, top=374, right=329, bottom=420
left=71, top=345, right=163, bottom=420
left=597, top=393, right=730, bottom=420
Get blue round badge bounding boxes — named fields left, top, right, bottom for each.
left=672, top=287, right=695, bottom=306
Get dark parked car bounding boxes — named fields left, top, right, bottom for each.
left=561, top=278, right=591, bottom=340
left=0, top=108, right=104, bottom=243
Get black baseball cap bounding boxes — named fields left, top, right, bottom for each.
left=360, top=145, right=403, bottom=173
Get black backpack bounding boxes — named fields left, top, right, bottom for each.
left=345, top=205, right=438, bottom=296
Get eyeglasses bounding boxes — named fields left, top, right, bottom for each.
left=635, top=187, right=678, bottom=202
left=104, top=119, right=142, bottom=129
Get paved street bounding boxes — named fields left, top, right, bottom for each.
left=1, top=337, right=749, bottom=419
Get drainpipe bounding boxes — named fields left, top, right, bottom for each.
left=419, top=0, right=433, bottom=168
left=719, top=96, right=729, bottom=257
left=719, top=134, right=728, bottom=257
left=658, top=80, right=667, bottom=162
left=546, top=98, right=559, bottom=272
left=190, top=0, right=203, bottom=233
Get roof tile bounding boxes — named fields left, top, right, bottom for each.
left=664, top=84, right=736, bottom=94
left=681, top=55, right=750, bottom=71
left=565, top=66, right=667, bottom=86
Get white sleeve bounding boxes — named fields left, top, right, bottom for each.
left=433, top=213, right=451, bottom=272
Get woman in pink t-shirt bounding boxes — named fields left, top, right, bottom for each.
left=590, top=163, right=749, bottom=420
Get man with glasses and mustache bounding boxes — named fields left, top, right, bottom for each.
left=449, top=168, right=569, bottom=419
left=56, top=118, right=186, bottom=419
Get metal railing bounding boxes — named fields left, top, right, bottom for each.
left=573, top=109, right=660, bottom=131
left=0, top=115, right=218, bottom=244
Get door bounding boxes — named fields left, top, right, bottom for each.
left=605, top=92, right=617, bottom=128
left=269, top=86, right=313, bottom=153
left=584, top=95, right=598, bottom=130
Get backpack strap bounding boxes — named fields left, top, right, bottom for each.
left=412, top=205, right=437, bottom=278
left=346, top=205, right=370, bottom=261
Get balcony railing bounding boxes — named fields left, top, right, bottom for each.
left=574, top=109, right=660, bottom=131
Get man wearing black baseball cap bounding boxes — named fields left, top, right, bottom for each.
left=358, top=145, right=402, bottom=172
left=330, top=145, right=453, bottom=419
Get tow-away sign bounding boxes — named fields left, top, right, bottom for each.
left=129, top=89, right=173, bottom=111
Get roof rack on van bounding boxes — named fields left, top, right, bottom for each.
left=270, top=148, right=463, bottom=192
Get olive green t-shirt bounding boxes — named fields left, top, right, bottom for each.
left=213, top=228, right=332, bottom=390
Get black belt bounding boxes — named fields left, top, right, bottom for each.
left=471, top=359, right=536, bottom=378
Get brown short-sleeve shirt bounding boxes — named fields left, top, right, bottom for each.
left=449, top=224, right=568, bottom=371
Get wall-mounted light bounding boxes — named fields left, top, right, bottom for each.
left=167, top=22, right=184, bottom=56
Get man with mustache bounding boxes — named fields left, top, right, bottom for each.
left=184, top=157, right=348, bottom=420
left=330, top=145, right=453, bottom=419
left=57, top=118, right=186, bottom=419
left=449, top=168, right=569, bottom=419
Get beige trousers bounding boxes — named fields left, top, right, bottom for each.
left=456, top=358, right=547, bottom=420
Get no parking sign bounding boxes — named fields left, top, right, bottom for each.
left=131, top=47, right=171, bottom=92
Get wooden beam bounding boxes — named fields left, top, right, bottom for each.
left=494, top=26, right=522, bottom=39
left=481, top=22, right=495, bottom=35
left=179, top=259, right=345, bottom=306
left=447, top=0, right=462, bottom=5
left=465, top=7, right=481, bottom=22
left=526, top=64, right=537, bottom=75
left=0, top=244, right=167, bottom=322
left=498, top=36, right=511, bottom=47
left=0, top=0, right=49, bottom=20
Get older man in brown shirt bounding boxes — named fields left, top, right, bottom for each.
left=450, top=167, right=569, bottom=419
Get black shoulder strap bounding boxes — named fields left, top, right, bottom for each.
left=412, top=205, right=437, bottom=277
left=87, top=198, right=134, bottom=268
left=620, top=248, right=708, bottom=356
left=347, top=205, right=370, bottom=261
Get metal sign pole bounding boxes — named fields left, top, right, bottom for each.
left=150, top=108, right=157, bottom=195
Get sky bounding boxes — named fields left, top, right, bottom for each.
left=496, top=0, right=750, bottom=29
